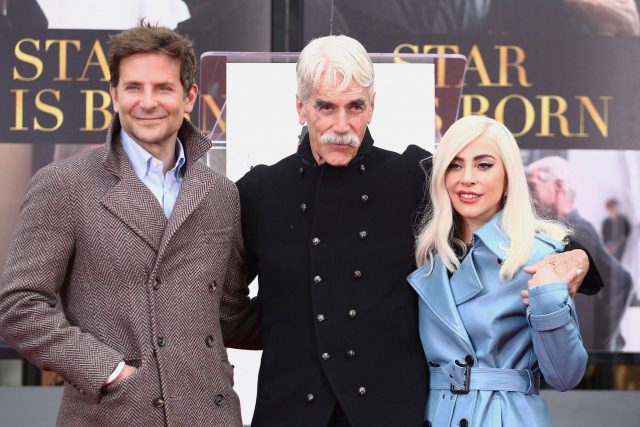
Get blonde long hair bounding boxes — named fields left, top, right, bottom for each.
left=415, top=115, right=570, bottom=280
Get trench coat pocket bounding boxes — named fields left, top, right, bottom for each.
left=100, top=360, right=142, bottom=403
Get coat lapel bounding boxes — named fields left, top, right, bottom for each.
left=157, top=164, right=215, bottom=256
left=100, top=115, right=214, bottom=256
left=407, top=262, right=474, bottom=351
left=449, top=249, right=484, bottom=305
left=100, top=129, right=166, bottom=252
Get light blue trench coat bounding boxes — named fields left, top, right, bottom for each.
left=407, top=213, right=588, bottom=427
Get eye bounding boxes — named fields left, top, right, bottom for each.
left=447, top=162, right=462, bottom=170
left=125, top=84, right=140, bottom=91
left=158, top=86, right=173, bottom=92
left=478, top=162, right=494, bottom=170
left=351, top=104, right=365, bottom=112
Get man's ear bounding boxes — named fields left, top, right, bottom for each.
left=296, top=95, right=306, bottom=125
left=183, top=84, right=198, bottom=114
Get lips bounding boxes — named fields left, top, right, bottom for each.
left=457, top=191, right=481, bottom=203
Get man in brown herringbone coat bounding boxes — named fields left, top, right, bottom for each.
left=0, top=23, right=259, bottom=426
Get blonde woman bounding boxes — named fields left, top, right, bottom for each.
left=408, top=115, right=587, bottom=427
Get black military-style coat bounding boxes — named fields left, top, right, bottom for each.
left=237, top=130, right=431, bottom=426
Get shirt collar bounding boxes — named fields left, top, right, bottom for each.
left=472, top=211, right=509, bottom=260
left=120, top=129, right=186, bottom=181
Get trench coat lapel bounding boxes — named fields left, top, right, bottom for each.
left=101, top=130, right=166, bottom=252
left=158, top=164, right=215, bottom=255
left=449, top=250, right=484, bottom=305
left=408, top=262, right=473, bottom=350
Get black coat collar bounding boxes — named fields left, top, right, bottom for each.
left=296, top=128, right=375, bottom=166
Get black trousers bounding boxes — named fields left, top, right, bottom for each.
left=328, top=403, right=352, bottom=427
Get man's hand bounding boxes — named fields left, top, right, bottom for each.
left=521, top=261, right=580, bottom=305
left=563, top=0, right=640, bottom=36
left=522, top=249, right=588, bottom=302
left=111, top=364, right=137, bottom=385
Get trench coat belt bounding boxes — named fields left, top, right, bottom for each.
left=429, top=367, right=540, bottom=395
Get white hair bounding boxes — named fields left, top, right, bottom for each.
left=415, top=115, right=570, bottom=280
left=296, top=35, right=375, bottom=101
left=525, top=155, right=576, bottom=202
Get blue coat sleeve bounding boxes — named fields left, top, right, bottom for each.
left=526, top=281, right=588, bottom=391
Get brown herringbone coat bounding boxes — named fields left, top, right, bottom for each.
left=0, top=115, right=259, bottom=426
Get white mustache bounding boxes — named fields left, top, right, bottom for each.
left=320, top=133, right=360, bottom=147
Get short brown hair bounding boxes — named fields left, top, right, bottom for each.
left=108, top=20, right=196, bottom=94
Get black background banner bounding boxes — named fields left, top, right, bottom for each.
left=393, top=35, right=640, bottom=150
left=0, top=29, right=224, bottom=145
left=1, top=30, right=115, bottom=144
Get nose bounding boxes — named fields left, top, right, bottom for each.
left=333, top=109, right=349, bottom=134
left=461, top=165, right=475, bottom=185
left=139, top=88, right=158, bottom=110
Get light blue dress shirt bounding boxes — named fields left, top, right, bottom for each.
left=120, top=130, right=186, bottom=218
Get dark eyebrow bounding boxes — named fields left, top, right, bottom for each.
left=314, top=99, right=334, bottom=109
left=350, top=99, right=367, bottom=108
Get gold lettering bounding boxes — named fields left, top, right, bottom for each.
left=393, top=43, right=419, bottom=63
left=78, top=40, right=110, bottom=82
left=466, top=45, right=500, bottom=87
left=34, top=89, right=63, bottom=131
left=81, top=90, right=112, bottom=131
left=423, top=45, right=460, bottom=88
left=45, top=39, right=81, bottom=81
left=536, top=95, right=573, bottom=137
left=494, top=94, right=535, bottom=136
left=461, top=94, right=490, bottom=116
left=13, top=39, right=43, bottom=81
left=496, top=45, right=532, bottom=87
left=576, top=96, right=611, bottom=137
left=10, top=89, right=29, bottom=130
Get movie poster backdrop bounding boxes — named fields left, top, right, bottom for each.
left=303, top=0, right=640, bottom=353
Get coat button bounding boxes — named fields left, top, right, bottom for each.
left=208, top=280, right=217, bottom=291
left=348, top=309, right=357, bottom=318
left=312, top=237, right=320, bottom=246
left=306, top=393, right=315, bottom=402
left=358, top=230, right=368, bottom=240
left=153, top=397, right=165, bottom=408
left=465, top=355, right=474, bottom=366
left=205, top=335, right=214, bottom=347
left=316, top=314, right=325, bottom=322
left=156, top=336, right=165, bottom=347
left=313, top=275, right=322, bottom=284
left=359, top=164, right=366, bottom=173
left=360, top=194, right=369, bottom=203
left=353, top=270, right=362, bottom=279
left=357, top=386, right=366, bottom=396
left=299, top=203, right=307, bottom=213
left=214, top=393, right=224, bottom=406
left=423, top=421, right=432, bottom=427
left=299, top=166, right=304, bottom=175
left=346, top=349, right=356, bottom=358
left=152, top=279, right=161, bottom=290
left=321, top=352, right=331, bottom=361
left=460, top=419, right=468, bottom=427
left=497, top=258, right=502, bottom=264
